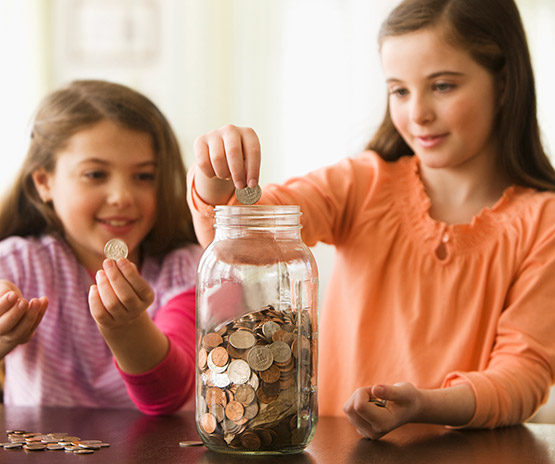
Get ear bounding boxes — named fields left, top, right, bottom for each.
left=31, top=168, right=54, bottom=203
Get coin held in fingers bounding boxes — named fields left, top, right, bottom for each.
left=370, top=398, right=387, bottom=408
left=235, top=184, right=262, bottom=205
left=104, top=239, right=128, bottom=260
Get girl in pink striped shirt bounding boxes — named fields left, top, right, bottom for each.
left=0, top=80, right=201, bottom=414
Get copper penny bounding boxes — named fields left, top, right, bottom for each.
left=200, top=413, right=217, bottom=434
left=205, top=387, right=227, bottom=407
left=259, top=364, right=280, bottom=384
left=225, top=401, right=244, bottom=422
left=210, top=346, right=229, bottom=368
left=203, top=332, right=223, bottom=349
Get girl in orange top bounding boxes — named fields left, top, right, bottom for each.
left=187, top=0, right=555, bottom=439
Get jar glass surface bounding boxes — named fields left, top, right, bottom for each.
left=195, top=205, right=318, bottom=455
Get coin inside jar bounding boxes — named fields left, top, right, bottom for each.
left=235, top=185, right=262, bottom=205
left=104, top=238, right=128, bottom=260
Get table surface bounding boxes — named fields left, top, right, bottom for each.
left=1, top=405, right=554, bottom=464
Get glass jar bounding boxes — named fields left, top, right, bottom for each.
left=195, top=205, right=318, bottom=455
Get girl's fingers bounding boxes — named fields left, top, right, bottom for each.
left=0, top=298, right=27, bottom=333
left=343, top=388, right=386, bottom=439
left=20, top=298, right=47, bottom=339
left=88, top=284, right=114, bottom=324
left=94, top=268, right=123, bottom=315
left=0, top=299, right=45, bottom=344
left=193, top=135, right=216, bottom=178
left=112, top=259, right=154, bottom=306
left=222, top=127, right=248, bottom=189
left=240, top=127, right=261, bottom=188
left=208, top=136, right=233, bottom=181
left=98, top=259, right=153, bottom=315
left=0, top=291, right=19, bottom=317
left=194, top=125, right=261, bottom=190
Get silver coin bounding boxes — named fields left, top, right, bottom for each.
left=235, top=185, right=262, bottom=205
left=73, top=449, right=95, bottom=454
left=370, top=398, right=387, bottom=407
left=104, top=239, right=128, bottom=260
left=179, top=440, right=204, bottom=447
left=46, top=444, right=65, bottom=450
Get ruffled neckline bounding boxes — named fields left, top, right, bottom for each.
left=394, top=155, right=530, bottom=253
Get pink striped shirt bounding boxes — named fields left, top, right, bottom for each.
left=0, top=234, right=202, bottom=414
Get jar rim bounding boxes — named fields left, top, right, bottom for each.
left=214, top=205, right=301, bottom=216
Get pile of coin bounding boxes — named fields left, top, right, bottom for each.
left=196, top=304, right=316, bottom=452
left=235, top=185, right=262, bottom=205
left=1, top=430, right=110, bottom=454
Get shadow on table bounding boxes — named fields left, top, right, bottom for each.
left=198, top=449, right=316, bottom=464
left=348, top=424, right=552, bottom=464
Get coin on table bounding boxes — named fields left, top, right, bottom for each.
left=3, top=443, right=23, bottom=449
left=104, top=238, right=128, bottom=260
left=73, top=449, right=95, bottom=454
left=235, top=185, right=262, bottom=205
left=179, top=440, right=204, bottom=447
left=23, top=443, right=47, bottom=450
left=46, top=444, right=65, bottom=450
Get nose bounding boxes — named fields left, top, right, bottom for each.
left=106, top=177, right=133, bottom=207
left=410, top=93, right=434, bottom=125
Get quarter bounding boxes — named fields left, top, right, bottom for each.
left=235, top=185, right=262, bottom=205
left=104, top=238, right=128, bottom=260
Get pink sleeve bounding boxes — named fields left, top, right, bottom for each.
left=116, top=287, right=196, bottom=415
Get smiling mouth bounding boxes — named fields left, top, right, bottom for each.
left=415, top=133, right=448, bottom=147
left=99, top=219, right=133, bottom=227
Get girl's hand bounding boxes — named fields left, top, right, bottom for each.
left=343, top=382, right=421, bottom=440
left=88, top=258, right=155, bottom=331
left=0, top=281, right=48, bottom=358
left=88, top=259, right=168, bottom=374
left=193, top=125, right=261, bottom=205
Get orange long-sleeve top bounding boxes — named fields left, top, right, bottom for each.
left=187, top=151, right=555, bottom=428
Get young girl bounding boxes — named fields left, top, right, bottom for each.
left=187, top=0, right=555, bottom=438
left=0, top=80, right=201, bottom=415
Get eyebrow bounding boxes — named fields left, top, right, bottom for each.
left=78, top=158, right=157, bottom=168
left=386, top=71, right=465, bottom=83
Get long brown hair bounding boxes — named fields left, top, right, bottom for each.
left=0, top=79, right=197, bottom=254
left=367, top=0, right=555, bottom=191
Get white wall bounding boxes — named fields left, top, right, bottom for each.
left=0, top=2, right=49, bottom=196
left=1, top=0, right=554, bottom=298
left=1, top=0, right=554, bottom=315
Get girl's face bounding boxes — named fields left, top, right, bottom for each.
left=33, top=119, right=157, bottom=271
left=381, top=27, right=499, bottom=172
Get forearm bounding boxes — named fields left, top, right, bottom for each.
left=115, top=289, right=197, bottom=414
left=99, top=312, right=169, bottom=374
left=415, top=383, right=475, bottom=426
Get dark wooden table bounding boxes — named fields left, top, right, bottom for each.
left=1, top=405, right=554, bottom=463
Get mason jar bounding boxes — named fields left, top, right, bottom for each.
left=195, top=205, right=318, bottom=455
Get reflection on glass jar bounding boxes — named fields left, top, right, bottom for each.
left=195, top=205, right=318, bottom=455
